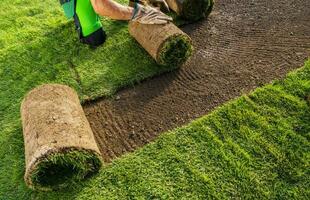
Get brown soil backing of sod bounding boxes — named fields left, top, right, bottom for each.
left=128, top=21, right=192, bottom=66
left=21, top=84, right=101, bottom=190
left=84, top=0, right=310, bottom=162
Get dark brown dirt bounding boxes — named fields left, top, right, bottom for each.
left=84, top=0, right=310, bottom=162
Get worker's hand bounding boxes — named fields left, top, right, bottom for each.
left=148, top=0, right=169, bottom=12
left=131, top=4, right=172, bottom=25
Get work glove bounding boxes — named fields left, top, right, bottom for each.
left=129, top=0, right=170, bottom=12
left=131, top=4, right=172, bottom=25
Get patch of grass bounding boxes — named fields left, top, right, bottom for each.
left=28, top=149, right=102, bottom=191
left=0, top=0, right=173, bottom=101
left=157, top=34, right=193, bottom=66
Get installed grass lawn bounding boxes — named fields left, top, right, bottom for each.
left=0, top=0, right=173, bottom=100
left=0, top=0, right=309, bottom=199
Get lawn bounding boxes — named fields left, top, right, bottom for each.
left=0, top=0, right=309, bottom=199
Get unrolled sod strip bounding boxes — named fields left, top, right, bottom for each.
left=129, top=21, right=193, bottom=66
left=21, top=84, right=102, bottom=191
left=166, top=0, right=214, bottom=21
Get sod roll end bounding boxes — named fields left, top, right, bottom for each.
left=129, top=21, right=193, bottom=66
left=21, top=84, right=102, bottom=191
left=166, top=0, right=214, bottom=21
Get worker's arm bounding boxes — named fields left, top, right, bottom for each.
left=91, top=0, right=134, bottom=20
left=91, top=0, right=172, bottom=24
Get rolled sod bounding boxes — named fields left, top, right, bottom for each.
left=166, top=0, right=214, bottom=21
left=129, top=21, right=193, bottom=66
left=21, top=84, right=102, bottom=191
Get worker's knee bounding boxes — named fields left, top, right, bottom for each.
left=73, top=13, right=106, bottom=47
left=80, top=27, right=107, bottom=47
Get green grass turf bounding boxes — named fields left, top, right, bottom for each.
left=157, top=35, right=193, bottom=66
left=0, top=0, right=309, bottom=198
left=0, top=0, right=174, bottom=101
left=28, top=149, right=102, bottom=191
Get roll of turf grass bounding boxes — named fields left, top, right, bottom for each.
left=21, top=84, right=102, bottom=191
left=129, top=21, right=193, bottom=66
left=166, top=0, right=214, bottom=21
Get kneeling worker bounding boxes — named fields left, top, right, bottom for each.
left=60, top=0, right=172, bottom=47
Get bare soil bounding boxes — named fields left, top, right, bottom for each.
left=84, top=0, right=310, bottom=162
